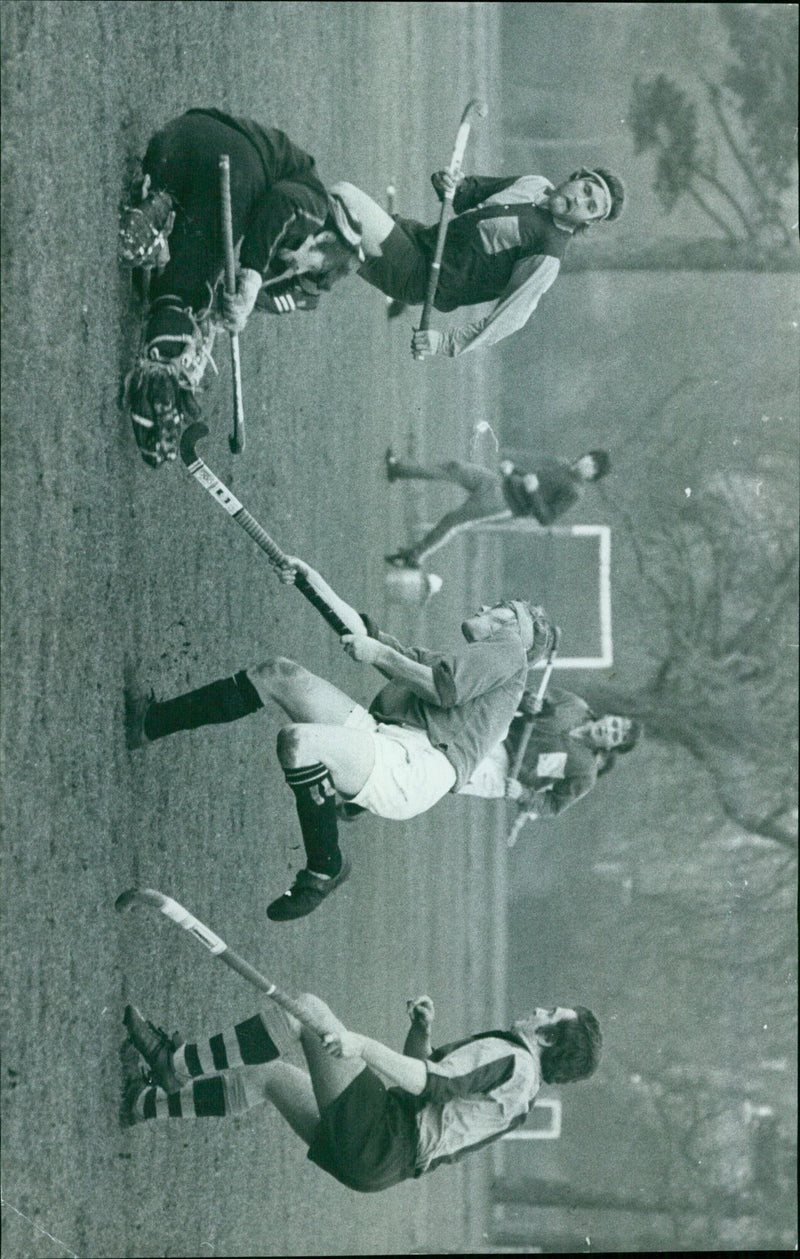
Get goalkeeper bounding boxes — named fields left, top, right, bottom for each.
left=120, top=108, right=364, bottom=466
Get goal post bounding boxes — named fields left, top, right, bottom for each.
left=473, top=521, right=613, bottom=669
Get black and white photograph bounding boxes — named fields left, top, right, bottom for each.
left=1, top=2, right=797, bottom=1254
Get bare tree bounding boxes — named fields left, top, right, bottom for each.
left=586, top=468, right=798, bottom=850
left=627, top=6, right=798, bottom=261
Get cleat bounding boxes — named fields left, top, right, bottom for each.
left=124, top=686, right=154, bottom=750
left=267, top=858, right=352, bottom=922
left=118, top=185, right=175, bottom=270
left=123, top=1005, right=184, bottom=1094
left=119, top=1040, right=149, bottom=1128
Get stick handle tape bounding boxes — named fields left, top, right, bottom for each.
left=294, top=574, right=351, bottom=637
left=233, top=508, right=288, bottom=567
left=158, top=895, right=227, bottom=954
left=219, top=156, right=236, bottom=294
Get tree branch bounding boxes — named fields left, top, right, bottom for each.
left=719, top=803, right=798, bottom=850
left=722, top=547, right=799, bottom=658
left=685, top=180, right=741, bottom=241
left=692, top=167, right=757, bottom=238
left=703, top=80, right=794, bottom=246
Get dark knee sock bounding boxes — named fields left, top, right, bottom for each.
left=284, top=763, right=342, bottom=877
left=143, top=669, right=263, bottom=740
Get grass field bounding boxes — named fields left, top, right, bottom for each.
left=0, top=4, right=514, bottom=1255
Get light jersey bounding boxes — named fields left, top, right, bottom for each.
left=367, top=632, right=529, bottom=791
left=435, top=174, right=572, bottom=357
left=413, top=1031, right=541, bottom=1175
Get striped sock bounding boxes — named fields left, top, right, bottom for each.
left=138, top=1066, right=271, bottom=1121
left=284, top=763, right=342, bottom=877
left=139, top=1076, right=228, bottom=1120
left=172, top=1014, right=280, bottom=1081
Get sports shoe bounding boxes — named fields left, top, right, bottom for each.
left=124, top=686, right=154, bottom=749
left=123, top=1005, right=184, bottom=1094
left=119, top=1040, right=149, bottom=1128
left=267, top=858, right=352, bottom=921
left=384, top=550, right=420, bottom=569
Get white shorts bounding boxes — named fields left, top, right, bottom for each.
left=459, top=742, right=510, bottom=798
left=343, top=705, right=457, bottom=820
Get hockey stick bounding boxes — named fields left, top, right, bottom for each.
left=220, top=155, right=245, bottom=455
left=180, top=422, right=357, bottom=638
left=115, top=887, right=333, bottom=1039
left=507, top=626, right=562, bottom=848
left=384, top=184, right=408, bottom=320
left=413, top=98, right=488, bottom=360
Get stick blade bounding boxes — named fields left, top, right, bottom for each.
left=115, top=887, right=166, bottom=912
left=461, top=97, right=488, bottom=123
left=180, top=421, right=210, bottom=466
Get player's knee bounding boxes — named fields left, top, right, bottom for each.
left=276, top=724, right=305, bottom=767
left=249, top=656, right=302, bottom=690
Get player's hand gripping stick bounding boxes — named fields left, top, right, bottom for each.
left=414, top=98, right=488, bottom=359
left=507, top=626, right=562, bottom=848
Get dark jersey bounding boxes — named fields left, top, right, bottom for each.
left=502, top=457, right=584, bottom=523
left=143, top=109, right=330, bottom=311
left=424, top=174, right=571, bottom=312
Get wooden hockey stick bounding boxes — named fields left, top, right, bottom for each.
left=219, top=155, right=245, bottom=454
left=507, top=626, right=562, bottom=848
left=115, top=887, right=332, bottom=1038
left=180, top=423, right=360, bottom=638
left=413, top=98, right=487, bottom=359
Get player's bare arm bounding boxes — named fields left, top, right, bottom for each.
left=341, top=636, right=439, bottom=704
left=322, top=1028, right=428, bottom=1095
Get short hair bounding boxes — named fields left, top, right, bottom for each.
left=592, top=168, right=625, bottom=221
left=539, top=1006, right=602, bottom=1084
left=583, top=449, right=611, bottom=481
left=596, top=718, right=642, bottom=776
left=613, top=717, right=642, bottom=754
left=567, top=168, right=626, bottom=229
